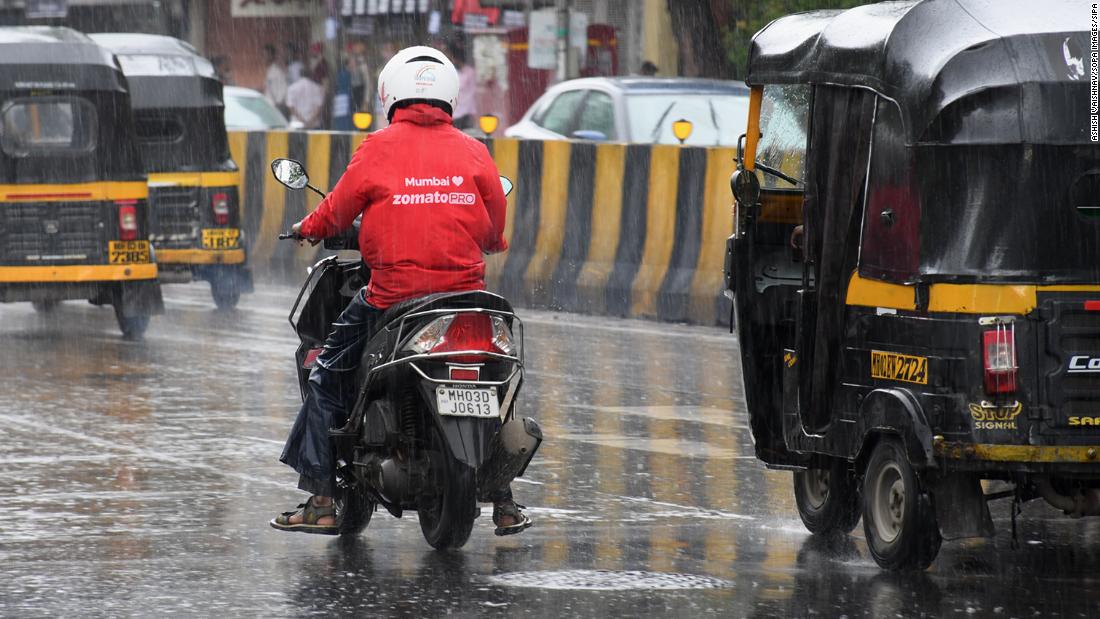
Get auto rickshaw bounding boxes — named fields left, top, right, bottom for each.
left=90, top=33, right=252, bottom=310
left=725, top=0, right=1100, bottom=570
left=0, top=27, right=163, bottom=338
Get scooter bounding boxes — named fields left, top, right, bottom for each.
left=271, top=158, right=542, bottom=549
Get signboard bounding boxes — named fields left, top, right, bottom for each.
left=463, top=12, right=490, bottom=30
left=231, top=0, right=314, bottom=18
left=501, top=10, right=525, bottom=28
left=527, top=8, right=557, bottom=70
left=25, top=0, right=67, bottom=19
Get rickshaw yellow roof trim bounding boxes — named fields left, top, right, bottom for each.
left=147, top=172, right=240, bottom=188
left=847, top=273, right=1100, bottom=315
left=156, top=248, right=245, bottom=265
left=0, top=263, right=156, bottom=283
left=0, top=182, right=147, bottom=202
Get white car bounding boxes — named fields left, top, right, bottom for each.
left=505, top=77, right=751, bottom=146
left=223, top=86, right=289, bottom=131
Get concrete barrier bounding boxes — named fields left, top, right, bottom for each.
left=227, top=131, right=736, bottom=325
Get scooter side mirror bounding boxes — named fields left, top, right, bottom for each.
left=272, top=158, right=309, bottom=190
left=500, top=176, right=513, bottom=197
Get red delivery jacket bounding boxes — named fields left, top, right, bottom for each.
left=299, top=103, right=508, bottom=309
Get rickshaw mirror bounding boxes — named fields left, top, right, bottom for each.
left=731, top=168, right=761, bottom=207
left=500, top=176, right=514, bottom=197
left=271, top=158, right=309, bottom=190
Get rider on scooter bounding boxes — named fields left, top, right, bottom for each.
left=271, top=45, right=531, bottom=536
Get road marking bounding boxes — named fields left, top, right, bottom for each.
left=0, top=413, right=287, bottom=490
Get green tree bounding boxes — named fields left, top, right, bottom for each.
left=724, top=0, right=867, bottom=78
left=666, top=0, right=868, bottom=80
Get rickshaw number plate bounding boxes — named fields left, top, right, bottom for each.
left=870, top=350, right=928, bottom=385
left=436, top=386, right=499, bottom=418
left=108, top=240, right=150, bottom=264
left=202, top=228, right=240, bottom=250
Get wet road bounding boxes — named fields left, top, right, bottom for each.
left=3, top=283, right=1100, bottom=617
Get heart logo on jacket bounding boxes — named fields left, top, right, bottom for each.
left=451, top=176, right=464, bottom=187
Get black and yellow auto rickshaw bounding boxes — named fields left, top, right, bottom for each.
left=90, top=33, right=252, bottom=309
left=726, top=0, right=1100, bottom=570
left=0, top=27, right=163, bottom=337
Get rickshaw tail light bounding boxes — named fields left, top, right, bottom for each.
left=982, top=329, right=1017, bottom=394
left=1085, top=301, right=1100, bottom=312
left=211, top=192, right=230, bottom=225
left=116, top=202, right=138, bottom=241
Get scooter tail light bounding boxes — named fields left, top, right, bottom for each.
left=432, top=313, right=502, bottom=356
left=405, top=315, right=455, bottom=354
left=211, top=192, right=230, bottom=225
left=982, top=327, right=1017, bottom=394
left=490, top=315, right=515, bottom=355
left=116, top=201, right=138, bottom=241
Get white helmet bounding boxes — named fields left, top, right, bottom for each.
left=377, top=45, right=459, bottom=121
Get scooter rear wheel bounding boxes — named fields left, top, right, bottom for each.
left=418, top=454, right=477, bottom=550
left=337, top=486, right=375, bottom=537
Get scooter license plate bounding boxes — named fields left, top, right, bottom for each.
left=436, top=386, right=499, bottom=418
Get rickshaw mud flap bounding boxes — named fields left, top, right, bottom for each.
left=928, top=473, right=995, bottom=540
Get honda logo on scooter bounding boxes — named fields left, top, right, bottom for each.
left=1068, top=355, right=1100, bottom=373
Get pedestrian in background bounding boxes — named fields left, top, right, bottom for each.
left=308, top=42, right=332, bottom=128
left=212, top=56, right=233, bottom=85
left=449, top=44, right=477, bottom=130
left=331, top=54, right=354, bottom=131
left=286, top=74, right=325, bottom=130
left=285, top=42, right=304, bottom=83
left=263, top=44, right=288, bottom=115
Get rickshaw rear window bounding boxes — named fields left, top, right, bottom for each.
left=135, top=112, right=185, bottom=144
left=0, top=97, right=97, bottom=157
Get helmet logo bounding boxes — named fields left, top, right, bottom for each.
left=415, top=65, right=437, bottom=84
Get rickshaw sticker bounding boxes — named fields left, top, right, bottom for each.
left=1068, top=416, right=1100, bottom=426
left=870, top=350, right=928, bottom=385
left=969, top=401, right=1022, bottom=430
left=108, top=240, right=150, bottom=264
left=202, top=228, right=240, bottom=250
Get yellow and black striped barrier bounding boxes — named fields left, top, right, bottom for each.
left=227, top=131, right=736, bottom=325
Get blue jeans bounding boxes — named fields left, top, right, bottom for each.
left=280, top=290, right=383, bottom=496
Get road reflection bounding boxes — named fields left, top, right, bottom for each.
left=3, top=289, right=1100, bottom=616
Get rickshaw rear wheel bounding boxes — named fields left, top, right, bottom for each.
left=793, top=457, right=861, bottom=534
left=862, top=437, right=941, bottom=570
left=32, top=300, right=59, bottom=313
left=113, top=305, right=150, bottom=340
left=210, top=282, right=240, bottom=311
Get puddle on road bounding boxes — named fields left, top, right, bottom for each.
left=489, top=569, right=732, bottom=591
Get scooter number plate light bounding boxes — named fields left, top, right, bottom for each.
left=436, top=386, right=499, bottom=418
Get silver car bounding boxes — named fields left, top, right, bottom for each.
left=223, top=86, right=289, bottom=131
left=504, top=77, right=751, bottom=146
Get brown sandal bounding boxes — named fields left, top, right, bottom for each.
left=270, top=497, right=338, bottom=535
left=493, top=500, right=532, bottom=537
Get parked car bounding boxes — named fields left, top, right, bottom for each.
left=505, top=77, right=751, bottom=146
left=223, top=86, right=288, bottom=131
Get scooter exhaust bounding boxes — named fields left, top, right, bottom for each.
left=478, top=417, right=542, bottom=501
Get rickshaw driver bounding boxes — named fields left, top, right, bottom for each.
left=272, top=45, right=532, bottom=537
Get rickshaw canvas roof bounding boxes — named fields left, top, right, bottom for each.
left=89, top=33, right=223, bottom=110
left=747, top=0, right=1092, bottom=143
left=0, top=26, right=127, bottom=93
